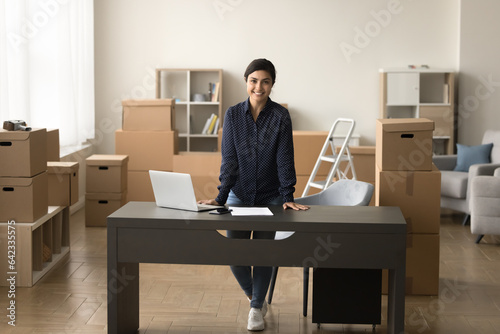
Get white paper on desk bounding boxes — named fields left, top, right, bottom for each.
left=229, top=207, right=274, bottom=216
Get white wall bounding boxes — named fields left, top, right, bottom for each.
left=94, top=0, right=460, bottom=154
left=459, top=0, right=500, bottom=145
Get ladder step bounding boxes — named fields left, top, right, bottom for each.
left=320, top=155, right=350, bottom=163
left=309, top=181, right=327, bottom=189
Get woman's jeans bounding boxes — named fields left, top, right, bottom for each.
left=226, top=190, right=281, bottom=309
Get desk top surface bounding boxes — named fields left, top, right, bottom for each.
left=108, top=202, right=406, bottom=234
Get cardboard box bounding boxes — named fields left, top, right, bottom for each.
left=0, top=128, right=47, bottom=177
left=293, top=131, right=332, bottom=176
left=382, top=234, right=440, bottom=295
left=86, top=155, right=128, bottom=193
left=376, top=118, right=434, bottom=171
left=46, top=129, right=60, bottom=161
left=47, top=161, right=79, bottom=206
left=173, top=153, right=222, bottom=200
left=173, top=152, right=221, bottom=176
left=337, top=146, right=376, bottom=183
left=375, top=164, right=440, bottom=234
left=127, top=170, right=155, bottom=202
left=115, top=130, right=178, bottom=171
left=85, top=192, right=127, bottom=227
left=0, top=172, right=48, bottom=222
left=122, top=99, right=175, bottom=131
left=191, top=175, right=221, bottom=200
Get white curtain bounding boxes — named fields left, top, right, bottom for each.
left=0, top=0, right=94, bottom=148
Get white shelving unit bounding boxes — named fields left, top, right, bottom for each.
left=156, top=69, right=223, bottom=152
left=379, top=68, right=456, bottom=155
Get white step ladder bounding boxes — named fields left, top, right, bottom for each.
left=302, top=118, right=357, bottom=197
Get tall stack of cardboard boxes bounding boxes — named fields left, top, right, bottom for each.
left=0, top=128, right=78, bottom=287
left=375, top=118, right=441, bottom=295
left=85, top=154, right=128, bottom=227
left=115, top=99, right=178, bottom=201
left=0, top=129, right=48, bottom=223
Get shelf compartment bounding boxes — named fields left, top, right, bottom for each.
left=385, top=106, right=418, bottom=119
left=190, top=70, right=221, bottom=103
left=420, top=73, right=452, bottom=104
left=1, top=206, right=70, bottom=287
left=157, top=70, right=188, bottom=101
left=190, top=137, right=218, bottom=152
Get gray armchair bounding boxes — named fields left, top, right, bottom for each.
left=470, top=168, right=500, bottom=243
left=433, top=130, right=500, bottom=225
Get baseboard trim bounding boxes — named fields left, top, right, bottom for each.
left=70, top=197, right=85, bottom=215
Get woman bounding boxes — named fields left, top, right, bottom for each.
left=199, top=58, right=309, bottom=331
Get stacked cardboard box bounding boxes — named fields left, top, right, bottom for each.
left=47, top=162, right=79, bottom=206
left=85, top=155, right=128, bottom=227
left=375, top=118, right=440, bottom=295
left=45, top=128, right=81, bottom=207
left=0, top=129, right=48, bottom=223
left=173, top=152, right=221, bottom=200
left=46, top=129, right=60, bottom=162
left=115, top=99, right=178, bottom=201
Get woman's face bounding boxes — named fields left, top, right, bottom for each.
left=246, top=70, right=273, bottom=104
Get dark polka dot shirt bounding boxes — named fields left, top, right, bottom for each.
left=215, top=98, right=297, bottom=206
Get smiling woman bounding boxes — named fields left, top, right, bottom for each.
left=197, top=58, right=309, bottom=331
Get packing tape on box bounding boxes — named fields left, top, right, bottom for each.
left=406, top=234, right=413, bottom=248
left=406, top=171, right=414, bottom=196
left=405, top=217, right=413, bottom=234
left=406, top=276, right=413, bottom=295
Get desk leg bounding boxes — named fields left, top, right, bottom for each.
left=387, top=266, right=405, bottom=334
left=108, top=227, right=139, bottom=334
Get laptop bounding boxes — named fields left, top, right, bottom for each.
left=149, top=170, right=224, bottom=212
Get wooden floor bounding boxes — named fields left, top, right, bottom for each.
left=1, top=208, right=500, bottom=333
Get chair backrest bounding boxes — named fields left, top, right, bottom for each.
left=275, top=180, right=374, bottom=240
left=295, top=179, right=374, bottom=206
left=482, top=130, right=500, bottom=163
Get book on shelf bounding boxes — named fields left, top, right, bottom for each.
left=202, top=113, right=218, bottom=135
left=212, top=117, right=219, bottom=134
left=210, top=82, right=220, bottom=102
left=201, top=114, right=213, bottom=135
left=208, top=114, right=218, bottom=134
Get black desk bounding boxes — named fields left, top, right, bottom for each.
left=107, top=202, right=406, bottom=334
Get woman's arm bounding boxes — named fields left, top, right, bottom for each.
left=275, top=111, right=298, bottom=204
left=214, top=110, right=239, bottom=205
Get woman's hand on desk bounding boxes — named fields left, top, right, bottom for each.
left=283, top=202, right=310, bottom=211
left=198, top=199, right=221, bottom=206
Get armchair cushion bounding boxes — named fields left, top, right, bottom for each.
left=432, top=154, right=457, bottom=171
left=470, top=174, right=500, bottom=235
left=454, top=143, right=493, bottom=172
left=441, top=170, right=468, bottom=198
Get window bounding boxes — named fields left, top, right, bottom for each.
left=0, top=0, right=94, bottom=148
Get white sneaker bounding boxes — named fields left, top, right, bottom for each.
left=261, top=300, right=268, bottom=318
left=247, top=308, right=265, bottom=331
left=247, top=297, right=267, bottom=318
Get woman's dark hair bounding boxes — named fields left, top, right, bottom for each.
left=244, top=58, right=276, bottom=85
